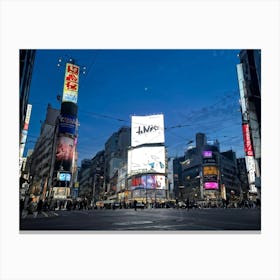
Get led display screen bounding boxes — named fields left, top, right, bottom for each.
left=62, top=63, right=80, bottom=104
left=130, top=174, right=166, bottom=189
left=203, top=166, right=218, bottom=175
left=59, top=114, right=77, bottom=135
left=128, top=146, right=166, bottom=175
left=204, top=182, right=218, bottom=189
left=131, top=114, right=165, bottom=147
left=58, top=172, right=71, bottom=181
left=203, top=150, right=212, bottom=157
left=55, top=136, right=74, bottom=171
left=242, top=123, right=254, bottom=156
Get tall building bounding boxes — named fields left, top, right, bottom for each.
left=78, top=159, right=93, bottom=198
left=90, top=150, right=105, bottom=201
left=127, top=114, right=167, bottom=203
left=236, top=157, right=249, bottom=197
left=52, top=61, right=80, bottom=200
left=104, top=126, right=131, bottom=194
left=219, top=150, right=240, bottom=196
left=19, top=50, right=36, bottom=137
left=172, top=156, right=184, bottom=199
left=237, top=49, right=261, bottom=198
left=177, top=133, right=240, bottom=202
left=29, top=104, right=60, bottom=198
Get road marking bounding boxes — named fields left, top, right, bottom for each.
left=113, top=221, right=153, bottom=226
left=42, top=212, right=48, bottom=217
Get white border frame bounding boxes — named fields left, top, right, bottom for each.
left=1, top=1, right=279, bottom=280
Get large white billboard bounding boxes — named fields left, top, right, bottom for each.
left=128, top=146, right=166, bottom=175
left=131, top=114, right=165, bottom=147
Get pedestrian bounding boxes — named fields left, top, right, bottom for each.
left=133, top=200, right=137, bottom=211
left=28, top=197, right=38, bottom=217
left=20, top=198, right=25, bottom=217
left=186, top=198, right=190, bottom=211
left=37, top=199, right=43, bottom=214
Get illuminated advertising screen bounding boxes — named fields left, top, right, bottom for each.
left=130, top=174, right=166, bottom=189
left=131, top=114, right=165, bottom=147
left=20, top=104, right=32, bottom=158
left=24, top=104, right=32, bottom=127
left=204, top=182, right=218, bottom=190
left=62, top=63, right=80, bottom=104
left=59, top=114, right=77, bottom=135
left=203, top=150, right=212, bottom=157
left=245, top=155, right=256, bottom=185
left=242, top=123, right=254, bottom=156
left=203, top=166, right=218, bottom=175
left=57, top=172, right=71, bottom=182
left=55, top=136, right=74, bottom=171
left=128, top=146, right=166, bottom=175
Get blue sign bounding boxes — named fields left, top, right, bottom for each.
left=59, top=114, right=76, bottom=135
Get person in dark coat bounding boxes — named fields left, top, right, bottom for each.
left=133, top=200, right=137, bottom=211
left=20, top=199, right=25, bottom=217
left=186, top=198, right=190, bottom=211
left=37, top=199, right=43, bottom=214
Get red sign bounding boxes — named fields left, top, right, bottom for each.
left=66, top=73, right=78, bottom=83
left=67, top=64, right=79, bottom=75
left=65, top=81, right=78, bottom=91
left=242, top=124, right=254, bottom=156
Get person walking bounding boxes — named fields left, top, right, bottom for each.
left=37, top=199, right=43, bottom=214
left=186, top=198, right=190, bottom=211
left=133, top=200, right=137, bottom=211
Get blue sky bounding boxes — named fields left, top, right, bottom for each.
left=25, top=49, right=243, bottom=164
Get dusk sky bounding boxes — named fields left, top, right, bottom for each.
left=26, top=49, right=243, bottom=164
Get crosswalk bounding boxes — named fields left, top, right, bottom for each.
left=21, top=211, right=59, bottom=219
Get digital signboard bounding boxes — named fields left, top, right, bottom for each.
left=62, top=63, right=80, bottom=104
left=59, top=114, right=77, bottom=135
left=242, top=123, right=254, bottom=156
left=131, top=114, right=165, bottom=147
left=202, top=150, right=212, bottom=157
left=55, top=136, right=74, bottom=171
left=204, top=182, right=218, bottom=190
left=127, top=146, right=166, bottom=175
left=130, top=174, right=166, bottom=189
left=57, top=172, right=71, bottom=182
left=203, top=166, right=218, bottom=175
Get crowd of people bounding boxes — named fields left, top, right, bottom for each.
left=20, top=196, right=261, bottom=218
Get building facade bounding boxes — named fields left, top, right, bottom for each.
left=237, top=49, right=261, bottom=198
left=78, top=159, right=93, bottom=198
left=127, top=114, right=167, bottom=203
left=29, top=104, right=60, bottom=199
left=19, top=50, right=36, bottom=137
left=175, top=133, right=241, bottom=203
left=104, top=126, right=131, bottom=194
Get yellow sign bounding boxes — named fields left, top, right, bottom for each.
left=203, top=166, right=218, bottom=175
left=62, top=63, right=80, bottom=103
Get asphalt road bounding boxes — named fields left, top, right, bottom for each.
left=20, top=207, right=261, bottom=231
